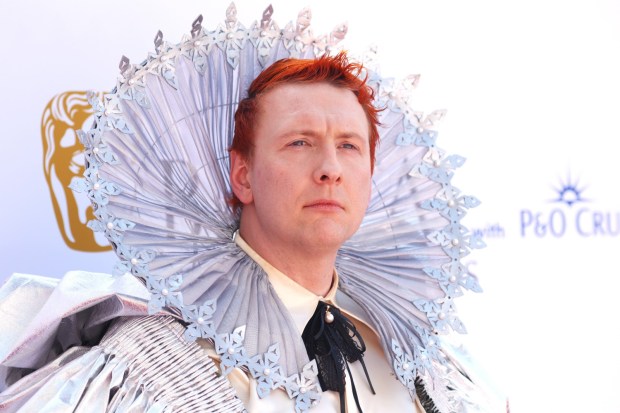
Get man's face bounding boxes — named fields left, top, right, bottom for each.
left=232, top=82, right=372, bottom=254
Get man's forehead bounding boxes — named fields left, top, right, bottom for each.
left=254, top=83, right=369, bottom=135
left=256, top=82, right=364, bottom=116
left=257, top=81, right=358, bottom=103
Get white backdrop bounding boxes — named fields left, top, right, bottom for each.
left=1, top=1, right=620, bottom=412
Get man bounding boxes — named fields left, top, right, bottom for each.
left=0, top=7, right=501, bottom=413
left=217, top=53, right=425, bottom=411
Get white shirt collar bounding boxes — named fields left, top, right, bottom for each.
left=234, top=231, right=338, bottom=335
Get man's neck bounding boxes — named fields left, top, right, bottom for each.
left=237, top=229, right=336, bottom=297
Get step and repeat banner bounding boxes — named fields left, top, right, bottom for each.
left=1, top=1, right=619, bottom=412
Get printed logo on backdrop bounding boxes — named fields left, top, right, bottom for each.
left=471, top=222, right=505, bottom=240
left=520, top=173, right=619, bottom=238
left=42, top=91, right=111, bottom=252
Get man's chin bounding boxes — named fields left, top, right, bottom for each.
left=301, top=223, right=357, bottom=251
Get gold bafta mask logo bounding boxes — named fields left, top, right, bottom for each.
left=42, top=91, right=111, bottom=252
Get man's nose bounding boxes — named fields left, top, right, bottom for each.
left=313, top=146, right=342, bottom=184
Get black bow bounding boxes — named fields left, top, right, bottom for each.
left=302, top=301, right=375, bottom=413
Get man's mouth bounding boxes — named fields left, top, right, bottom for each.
left=305, top=200, right=344, bottom=210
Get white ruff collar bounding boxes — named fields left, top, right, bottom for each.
left=71, top=4, right=484, bottom=412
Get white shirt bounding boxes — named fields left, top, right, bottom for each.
left=199, top=235, right=425, bottom=413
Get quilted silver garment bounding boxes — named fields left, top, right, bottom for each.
left=0, top=313, right=244, bottom=413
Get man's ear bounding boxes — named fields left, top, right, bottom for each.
left=230, top=150, right=253, bottom=204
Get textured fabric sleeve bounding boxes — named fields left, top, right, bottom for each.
left=0, top=316, right=245, bottom=413
left=0, top=271, right=152, bottom=389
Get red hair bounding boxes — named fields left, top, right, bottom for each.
left=229, top=51, right=380, bottom=209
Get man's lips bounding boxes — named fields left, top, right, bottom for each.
left=304, top=200, right=344, bottom=210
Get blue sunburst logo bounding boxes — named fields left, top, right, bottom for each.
left=552, top=173, right=588, bottom=207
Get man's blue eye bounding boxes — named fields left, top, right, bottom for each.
left=291, top=141, right=306, bottom=146
left=341, top=143, right=357, bottom=150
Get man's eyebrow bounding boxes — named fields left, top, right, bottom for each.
left=337, top=132, right=367, bottom=140
left=276, top=128, right=369, bottom=142
left=277, top=129, right=320, bottom=139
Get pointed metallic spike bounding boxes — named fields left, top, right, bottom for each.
left=119, top=55, right=130, bottom=73
left=226, top=3, right=238, bottom=25
left=154, top=30, right=164, bottom=52
left=261, top=4, right=274, bottom=29
left=330, top=22, right=348, bottom=43
left=405, top=74, right=421, bottom=89
left=191, top=15, right=203, bottom=38
left=297, top=7, right=312, bottom=32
